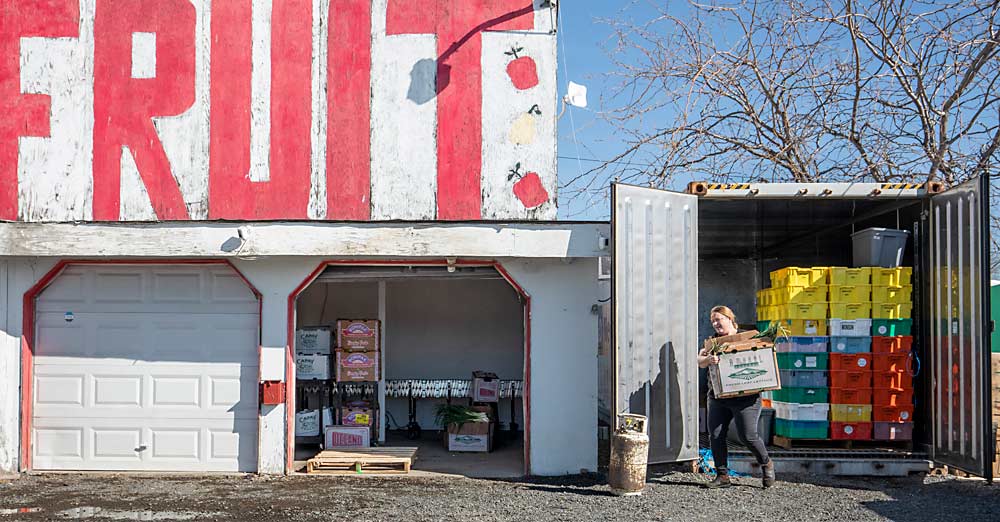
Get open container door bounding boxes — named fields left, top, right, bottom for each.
left=927, top=175, right=994, bottom=480
left=612, top=183, right=699, bottom=464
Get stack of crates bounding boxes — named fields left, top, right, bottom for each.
left=827, top=267, right=874, bottom=440
left=870, top=267, right=915, bottom=441
left=758, top=268, right=830, bottom=439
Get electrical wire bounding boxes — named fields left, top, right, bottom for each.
left=557, top=0, right=585, bottom=180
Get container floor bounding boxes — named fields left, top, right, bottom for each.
left=294, top=430, right=525, bottom=478
left=700, top=433, right=927, bottom=460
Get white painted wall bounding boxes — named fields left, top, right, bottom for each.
left=502, top=258, right=599, bottom=475
left=0, top=254, right=601, bottom=476
left=0, top=258, right=60, bottom=473
left=228, top=257, right=318, bottom=474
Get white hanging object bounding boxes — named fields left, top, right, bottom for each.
left=564, top=81, right=588, bottom=108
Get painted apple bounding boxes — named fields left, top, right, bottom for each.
left=508, top=162, right=548, bottom=209
left=505, top=46, right=539, bottom=90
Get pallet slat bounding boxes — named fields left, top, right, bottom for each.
left=306, top=447, right=418, bottom=475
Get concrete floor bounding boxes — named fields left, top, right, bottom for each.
left=294, top=430, right=525, bottom=478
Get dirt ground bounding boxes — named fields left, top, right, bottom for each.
left=0, top=472, right=997, bottom=521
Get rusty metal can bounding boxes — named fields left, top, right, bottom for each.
left=608, top=414, right=649, bottom=496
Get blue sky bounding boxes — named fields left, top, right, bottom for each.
left=555, top=2, right=660, bottom=221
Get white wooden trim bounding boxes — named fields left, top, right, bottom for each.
left=0, top=222, right=610, bottom=258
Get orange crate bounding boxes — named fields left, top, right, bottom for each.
left=830, top=387, right=873, bottom=404
left=872, top=353, right=908, bottom=372
left=831, top=421, right=872, bottom=440
left=873, top=388, right=913, bottom=407
left=871, top=336, right=913, bottom=354
left=873, top=404, right=913, bottom=423
left=872, top=370, right=912, bottom=390
left=830, top=353, right=874, bottom=372
left=829, top=370, right=872, bottom=389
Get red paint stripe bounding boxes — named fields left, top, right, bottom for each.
left=21, top=259, right=261, bottom=472
left=209, top=0, right=311, bottom=220
left=92, top=0, right=195, bottom=221
left=326, top=0, right=372, bottom=220
left=0, top=0, right=79, bottom=221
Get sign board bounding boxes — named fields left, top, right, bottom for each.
left=2, top=0, right=557, bottom=222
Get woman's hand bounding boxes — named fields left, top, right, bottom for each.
left=698, top=347, right=720, bottom=368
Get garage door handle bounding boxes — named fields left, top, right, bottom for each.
left=135, top=445, right=148, bottom=452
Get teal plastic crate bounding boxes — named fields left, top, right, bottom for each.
left=779, top=370, right=828, bottom=387
left=777, top=352, right=829, bottom=371
left=771, top=386, right=829, bottom=404
left=830, top=336, right=873, bottom=354
left=872, top=319, right=912, bottom=336
left=775, top=419, right=830, bottom=439
left=774, top=336, right=829, bottom=353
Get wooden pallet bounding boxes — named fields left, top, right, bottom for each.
left=306, top=447, right=418, bottom=475
left=772, top=435, right=914, bottom=451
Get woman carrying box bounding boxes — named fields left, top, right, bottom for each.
left=698, top=305, right=775, bottom=489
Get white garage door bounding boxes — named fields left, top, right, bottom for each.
left=32, top=265, right=260, bottom=472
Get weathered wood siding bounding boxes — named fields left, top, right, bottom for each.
left=1, top=0, right=557, bottom=223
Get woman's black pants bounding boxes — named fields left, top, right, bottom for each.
left=707, top=394, right=770, bottom=475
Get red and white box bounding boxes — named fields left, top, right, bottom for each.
left=324, top=426, right=370, bottom=448
left=336, top=319, right=381, bottom=352
left=472, top=371, right=499, bottom=402
left=335, top=351, right=380, bottom=382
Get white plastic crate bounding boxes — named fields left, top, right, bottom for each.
left=828, top=318, right=873, bottom=337
left=772, top=401, right=830, bottom=421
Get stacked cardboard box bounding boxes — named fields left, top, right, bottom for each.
left=334, top=319, right=380, bottom=382
left=295, top=327, right=332, bottom=380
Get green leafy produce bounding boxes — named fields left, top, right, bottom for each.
left=753, top=321, right=790, bottom=341
left=435, top=404, right=489, bottom=429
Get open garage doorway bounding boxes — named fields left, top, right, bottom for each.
left=290, top=261, right=528, bottom=477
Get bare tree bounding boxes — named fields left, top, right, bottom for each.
left=566, top=0, right=999, bottom=270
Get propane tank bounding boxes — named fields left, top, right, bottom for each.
left=608, top=413, right=650, bottom=496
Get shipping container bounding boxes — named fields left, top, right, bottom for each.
left=613, top=179, right=993, bottom=479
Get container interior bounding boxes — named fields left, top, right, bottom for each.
left=696, top=196, right=928, bottom=451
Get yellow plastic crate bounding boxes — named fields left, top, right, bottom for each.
left=829, top=302, right=872, bottom=319
left=828, top=267, right=872, bottom=286
left=829, top=285, right=872, bottom=303
left=871, top=285, right=912, bottom=304
left=871, top=267, right=912, bottom=286
left=756, top=289, right=767, bottom=307
left=872, top=302, right=912, bottom=319
left=776, top=302, right=828, bottom=319
left=771, top=285, right=829, bottom=305
left=756, top=306, right=777, bottom=321
left=771, top=267, right=827, bottom=288
left=776, top=319, right=827, bottom=336
left=831, top=404, right=872, bottom=422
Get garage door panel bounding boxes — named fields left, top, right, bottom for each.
left=93, top=429, right=143, bottom=458
left=152, top=272, right=203, bottom=303
left=38, top=272, right=86, bottom=305
left=33, top=265, right=259, bottom=472
left=210, top=273, right=258, bottom=303
left=35, top=321, right=87, bottom=358
left=94, top=376, right=142, bottom=406
left=93, top=273, right=144, bottom=303
left=35, top=375, right=84, bottom=406
left=151, top=429, right=201, bottom=459
left=34, top=428, right=83, bottom=458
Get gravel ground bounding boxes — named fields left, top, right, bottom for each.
left=0, top=472, right=997, bottom=521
